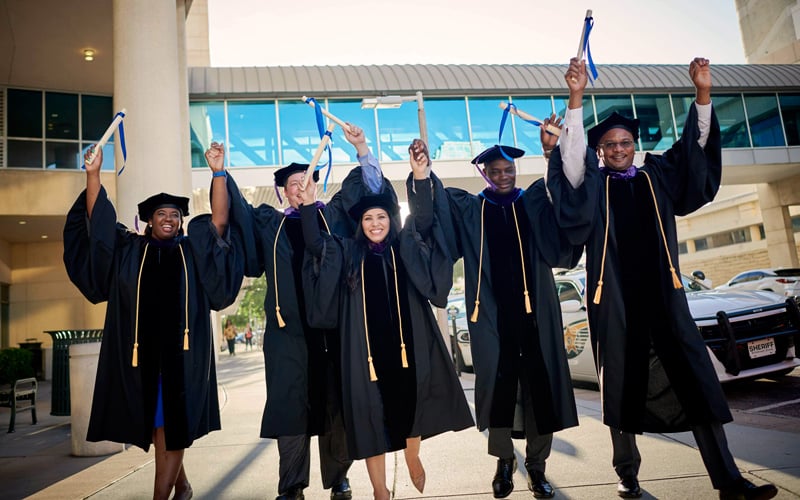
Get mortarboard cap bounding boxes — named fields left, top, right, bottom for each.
left=347, top=191, right=399, bottom=222
left=471, top=144, right=525, bottom=165
left=137, top=193, right=190, bottom=221
left=274, top=162, right=319, bottom=187
left=588, top=112, right=640, bottom=150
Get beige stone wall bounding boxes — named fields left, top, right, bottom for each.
left=9, top=241, right=106, bottom=348
left=680, top=241, right=800, bottom=286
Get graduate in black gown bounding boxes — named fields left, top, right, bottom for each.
left=300, top=144, right=473, bottom=500
left=549, top=56, right=777, bottom=500
left=63, top=145, right=242, bottom=500
left=411, top=136, right=583, bottom=498
left=220, top=125, right=390, bottom=500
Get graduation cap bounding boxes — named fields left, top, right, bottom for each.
left=471, top=144, right=525, bottom=165
left=137, top=193, right=190, bottom=221
left=273, top=162, right=320, bottom=187
left=347, top=191, right=398, bottom=222
left=588, top=112, right=640, bottom=150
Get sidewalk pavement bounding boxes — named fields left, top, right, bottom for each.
left=1, top=349, right=798, bottom=499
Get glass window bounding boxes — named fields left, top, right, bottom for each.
left=678, top=241, right=688, bottom=254
left=423, top=98, right=470, bottom=161
left=553, top=94, right=593, bottom=129
left=744, top=94, right=784, bottom=147
left=556, top=281, right=582, bottom=303
left=82, top=95, right=114, bottom=141
left=279, top=100, right=322, bottom=165
left=327, top=100, right=378, bottom=163
left=509, top=97, right=554, bottom=156
left=8, top=89, right=42, bottom=137
left=228, top=101, right=279, bottom=167
left=7, top=140, right=42, bottom=168
left=779, top=94, right=800, bottom=146
left=468, top=97, right=509, bottom=157
left=694, top=238, right=709, bottom=251
left=633, top=95, right=676, bottom=151
left=45, top=92, right=78, bottom=140
left=190, top=101, right=227, bottom=167
left=377, top=102, right=418, bottom=163
left=79, top=143, right=116, bottom=172
left=671, top=95, right=694, bottom=140
left=710, top=94, right=750, bottom=148
left=46, top=142, right=80, bottom=169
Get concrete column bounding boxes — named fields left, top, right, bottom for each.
left=112, top=0, right=192, bottom=227
left=757, top=182, right=799, bottom=267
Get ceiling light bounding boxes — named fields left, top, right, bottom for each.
left=18, top=220, right=27, bottom=225
left=41, top=235, right=48, bottom=239
left=83, top=49, right=95, bottom=61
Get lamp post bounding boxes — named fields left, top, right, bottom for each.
left=361, top=91, right=428, bottom=145
left=447, top=305, right=461, bottom=376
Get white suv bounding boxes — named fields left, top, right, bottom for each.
left=717, top=268, right=800, bottom=297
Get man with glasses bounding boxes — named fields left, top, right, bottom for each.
left=546, top=57, right=777, bottom=500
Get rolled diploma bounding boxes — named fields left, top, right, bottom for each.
left=302, top=122, right=336, bottom=190
left=499, top=103, right=561, bottom=137
left=301, top=97, right=352, bottom=134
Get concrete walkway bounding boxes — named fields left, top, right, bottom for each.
left=1, top=349, right=798, bottom=499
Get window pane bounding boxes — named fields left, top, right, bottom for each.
left=190, top=101, right=227, bottom=167
left=468, top=97, right=509, bottom=157
left=509, top=97, right=554, bottom=155
left=45, top=92, right=79, bottom=139
left=377, top=103, right=418, bottom=163
left=7, top=140, right=42, bottom=168
left=228, top=101, right=278, bottom=167
left=744, top=94, right=784, bottom=147
left=710, top=94, right=750, bottom=148
left=554, top=94, right=593, bottom=128
left=327, top=100, right=378, bottom=163
left=424, top=98, right=470, bottom=160
left=80, top=143, right=116, bottom=171
left=633, top=95, right=676, bottom=151
left=8, top=89, right=42, bottom=137
left=279, top=100, right=320, bottom=165
left=779, top=94, right=800, bottom=146
left=82, top=95, right=114, bottom=141
left=46, top=141, right=80, bottom=169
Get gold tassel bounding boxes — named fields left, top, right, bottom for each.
left=368, top=356, right=378, bottom=381
left=276, top=307, right=286, bottom=328
left=593, top=281, right=604, bottom=305
left=183, top=328, right=189, bottom=350
left=470, top=300, right=480, bottom=323
left=524, top=291, right=532, bottom=314
left=401, top=343, right=409, bottom=368
left=132, top=343, right=139, bottom=367
left=670, top=268, right=682, bottom=289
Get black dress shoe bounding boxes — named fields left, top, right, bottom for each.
left=276, top=486, right=305, bottom=500
left=719, top=478, right=777, bottom=500
left=617, top=476, right=642, bottom=498
left=492, top=457, right=517, bottom=498
left=330, top=478, right=352, bottom=500
left=526, top=469, right=555, bottom=498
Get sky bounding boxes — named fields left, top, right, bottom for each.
left=207, top=0, right=747, bottom=67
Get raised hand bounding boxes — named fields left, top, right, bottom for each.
left=205, top=142, right=225, bottom=172
left=541, top=114, right=563, bottom=153
left=565, top=57, right=588, bottom=110
left=300, top=173, right=318, bottom=206
left=83, top=145, right=103, bottom=174
left=408, top=139, right=431, bottom=179
left=689, top=57, right=712, bottom=105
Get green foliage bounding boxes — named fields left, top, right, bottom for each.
left=226, top=275, right=267, bottom=329
left=0, top=348, right=34, bottom=385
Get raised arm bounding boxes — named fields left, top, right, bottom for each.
left=344, top=122, right=383, bottom=194
left=300, top=175, right=325, bottom=257
left=408, top=138, right=433, bottom=236
left=83, top=145, right=103, bottom=218
left=204, top=142, right=229, bottom=236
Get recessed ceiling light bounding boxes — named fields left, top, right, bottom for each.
left=18, top=221, right=27, bottom=225
left=83, top=49, right=95, bottom=61
left=41, top=235, right=48, bottom=239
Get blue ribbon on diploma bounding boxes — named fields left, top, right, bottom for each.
left=303, top=97, right=333, bottom=192
left=497, top=103, right=540, bottom=161
left=116, top=111, right=128, bottom=176
left=582, top=16, right=599, bottom=84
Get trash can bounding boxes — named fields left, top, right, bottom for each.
left=43, top=330, right=103, bottom=416
left=69, top=343, right=123, bottom=456
left=18, top=339, right=43, bottom=381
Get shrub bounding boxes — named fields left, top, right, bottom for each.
left=0, top=348, right=35, bottom=385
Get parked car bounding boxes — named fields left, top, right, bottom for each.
left=446, top=294, right=473, bottom=372
left=717, top=268, right=800, bottom=297
left=555, top=268, right=800, bottom=384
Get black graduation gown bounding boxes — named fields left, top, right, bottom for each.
left=63, top=186, right=242, bottom=451
left=426, top=174, right=581, bottom=434
left=302, top=176, right=474, bottom=460
left=547, top=104, right=731, bottom=433
left=223, top=168, right=398, bottom=438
